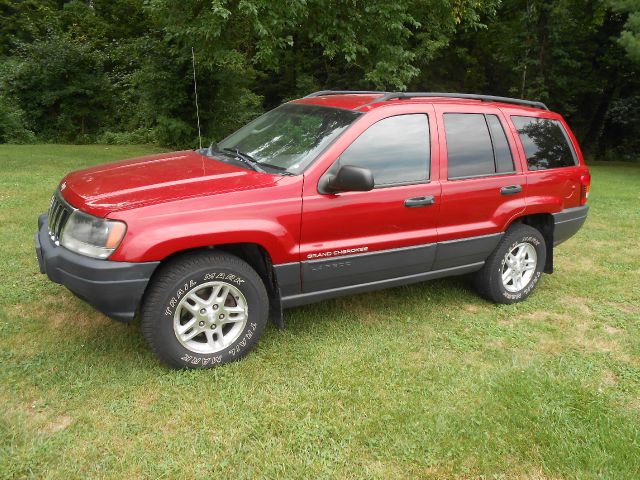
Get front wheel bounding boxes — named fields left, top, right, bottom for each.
left=141, top=251, right=269, bottom=368
left=474, top=224, right=546, bottom=304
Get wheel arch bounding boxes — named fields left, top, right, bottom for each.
left=507, top=213, right=554, bottom=273
left=147, top=242, right=284, bottom=328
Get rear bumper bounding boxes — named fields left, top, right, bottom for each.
left=36, top=214, right=159, bottom=321
left=552, top=205, right=589, bottom=246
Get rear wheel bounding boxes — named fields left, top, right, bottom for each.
left=474, top=224, right=546, bottom=304
left=141, top=251, right=269, bottom=368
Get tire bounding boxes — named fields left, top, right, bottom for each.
left=474, top=224, right=546, bottom=304
left=141, top=251, right=269, bottom=369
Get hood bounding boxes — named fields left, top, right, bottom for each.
left=59, top=150, right=283, bottom=216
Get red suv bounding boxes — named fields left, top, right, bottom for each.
left=36, top=91, right=590, bottom=368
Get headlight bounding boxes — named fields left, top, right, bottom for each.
left=61, top=210, right=126, bottom=259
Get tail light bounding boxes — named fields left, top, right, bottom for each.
left=580, top=173, right=591, bottom=205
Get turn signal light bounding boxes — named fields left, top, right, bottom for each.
left=105, top=222, right=127, bottom=249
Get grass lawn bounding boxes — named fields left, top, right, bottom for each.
left=1, top=144, right=639, bottom=479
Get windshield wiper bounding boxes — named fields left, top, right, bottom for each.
left=257, top=163, right=296, bottom=176
left=207, top=143, right=292, bottom=175
left=222, top=147, right=266, bottom=173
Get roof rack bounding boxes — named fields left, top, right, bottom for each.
left=369, top=92, right=548, bottom=110
left=305, top=90, right=388, bottom=97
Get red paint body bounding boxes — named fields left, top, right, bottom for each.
left=59, top=94, right=590, bottom=266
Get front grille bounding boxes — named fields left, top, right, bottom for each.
left=47, top=191, right=74, bottom=245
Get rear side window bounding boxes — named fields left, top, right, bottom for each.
left=512, top=116, right=577, bottom=170
left=339, top=114, right=430, bottom=186
left=444, top=113, right=515, bottom=179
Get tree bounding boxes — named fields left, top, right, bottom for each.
left=610, top=0, right=640, bottom=62
left=415, top=0, right=638, bottom=157
left=4, top=35, right=112, bottom=141
left=0, top=0, right=637, bottom=158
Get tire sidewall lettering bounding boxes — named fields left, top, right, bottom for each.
left=204, top=271, right=246, bottom=286
left=164, top=279, right=198, bottom=316
left=180, top=352, right=223, bottom=366
left=228, top=322, right=258, bottom=357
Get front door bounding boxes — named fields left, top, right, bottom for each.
left=300, top=111, right=441, bottom=293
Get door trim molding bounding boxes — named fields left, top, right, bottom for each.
left=273, top=232, right=503, bottom=307
left=280, top=262, right=483, bottom=308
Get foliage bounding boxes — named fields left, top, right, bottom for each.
left=96, top=128, right=156, bottom=146
left=610, top=0, right=640, bottom=62
left=604, top=95, right=640, bottom=160
left=0, top=0, right=638, bottom=158
left=416, top=0, right=640, bottom=157
left=5, top=35, right=112, bottom=142
left=0, top=93, right=35, bottom=143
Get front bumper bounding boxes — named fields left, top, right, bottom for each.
left=35, top=214, right=160, bottom=322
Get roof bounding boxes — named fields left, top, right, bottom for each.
left=291, top=90, right=549, bottom=113
left=292, top=93, right=382, bottom=111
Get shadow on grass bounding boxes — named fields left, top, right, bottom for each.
left=282, top=275, right=478, bottom=335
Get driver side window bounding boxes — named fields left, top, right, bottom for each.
left=338, top=114, right=430, bottom=186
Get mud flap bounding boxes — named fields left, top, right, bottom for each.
left=269, top=295, right=284, bottom=330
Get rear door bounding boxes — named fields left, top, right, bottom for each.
left=508, top=114, right=584, bottom=210
left=433, top=104, right=527, bottom=269
left=300, top=107, right=441, bottom=293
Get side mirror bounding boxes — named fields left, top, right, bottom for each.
left=322, top=165, right=374, bottom=194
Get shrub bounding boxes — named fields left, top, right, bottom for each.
left=97, top=129, right=157, bottom=145
left=0, top=95, right=36, bottom=144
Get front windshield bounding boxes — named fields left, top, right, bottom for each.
left=217, top=103, right=361, bottom=174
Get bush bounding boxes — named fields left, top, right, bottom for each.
left=0, top=95, right=36, bottom=143
left=154, top=116, right=195, bottom=149
left=4, top=35, right=112, bottom=142
left=604, top=96, right=640, bottom=162
left=97, top=129, right=157, bottom=145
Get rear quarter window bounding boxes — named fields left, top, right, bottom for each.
left=511, top=116, right=577, bottom=170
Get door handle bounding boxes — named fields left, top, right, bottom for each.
left=500, top=185, right=522, bottom=195
left=404, top=195, right=435, bottom=208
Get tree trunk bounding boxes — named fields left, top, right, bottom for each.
left=580, top=72, right=620, bottom=157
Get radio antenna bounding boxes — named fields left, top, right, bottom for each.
left=191, top=47, right=202, bottom=149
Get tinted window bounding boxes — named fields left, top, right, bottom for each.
left=339, top=114, right=430, bottom=185
left=486, top=115, right=515, bottom=173
left=445, top=114, right=495, bottom=178
left=512, top=116, right=577, bottom=170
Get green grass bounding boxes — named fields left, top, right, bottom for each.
left=1, top=145, right=639, bottom=479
